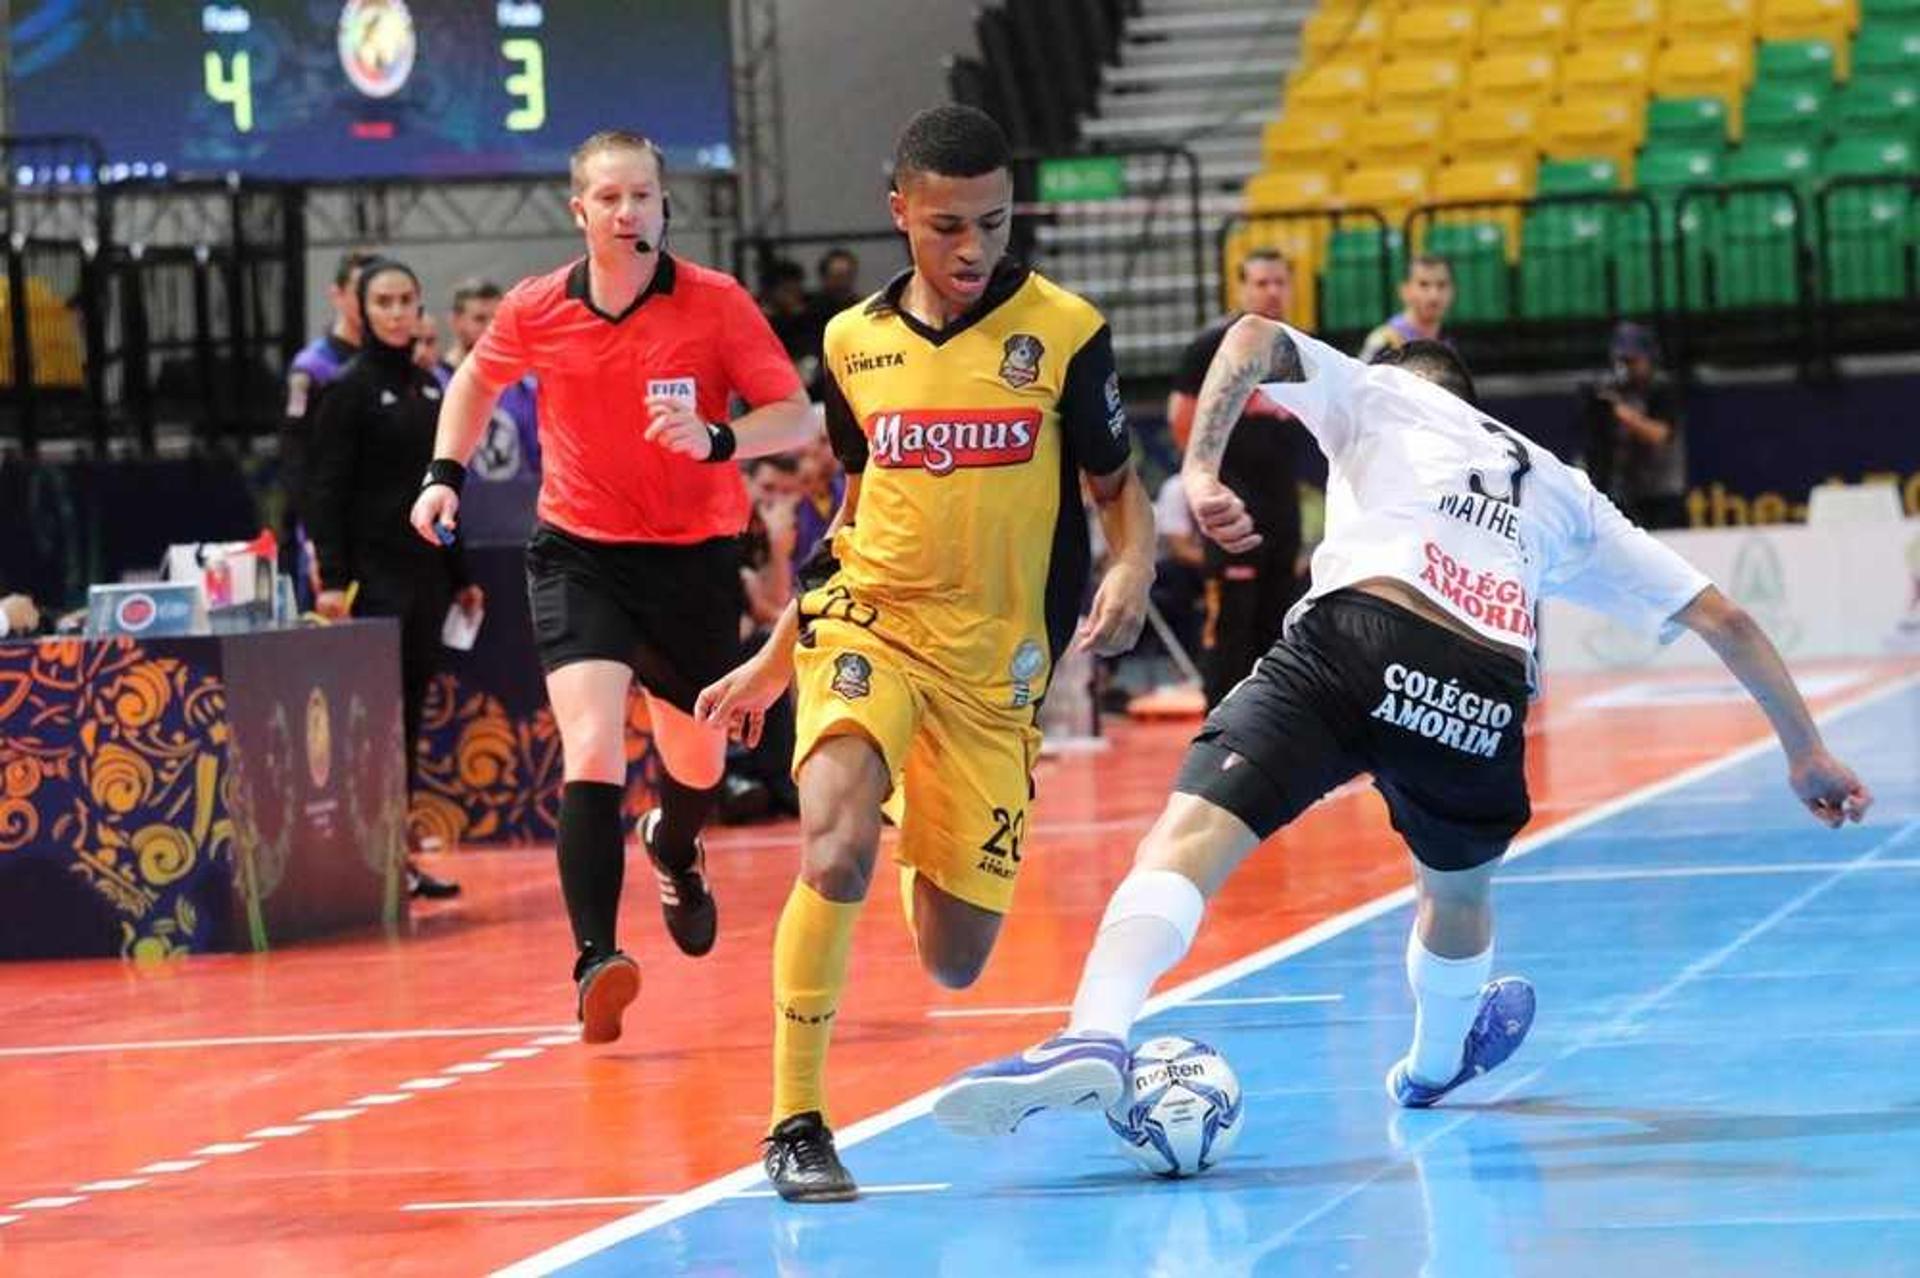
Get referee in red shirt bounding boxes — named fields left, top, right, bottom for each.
left=411, top=131, right=815, bottom=1042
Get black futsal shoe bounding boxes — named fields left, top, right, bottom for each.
left=763, top=1111, right=859, bottom=1203
left=573, top=948, right=641, bottom=1045
left=640, top=808, right=718, bottom=957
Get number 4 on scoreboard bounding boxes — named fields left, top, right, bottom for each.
left=204, top=50, right=254, bottom=133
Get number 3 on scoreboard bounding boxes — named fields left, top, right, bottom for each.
left=203, top=50, right=254, bottom=133
left=502, top=39, right=547, bottom=132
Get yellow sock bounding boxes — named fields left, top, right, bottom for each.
left=770, top=879, right=862, bottom=1132
left=898, top=864, right=918, bottom=942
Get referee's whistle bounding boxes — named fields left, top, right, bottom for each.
left=435, top=522, right=456, bottom=547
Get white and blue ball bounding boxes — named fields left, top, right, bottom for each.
left=1106, top=1035, right=1243, bottom=1177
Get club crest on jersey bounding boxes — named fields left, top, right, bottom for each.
left=999, top=334, right=1044, bottom=388
left=868, top=409, right=1041, bottom=476
left=830, top=652, right=872, bottom=700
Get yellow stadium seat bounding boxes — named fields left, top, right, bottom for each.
left=1435, top=155, right=1538, bottom=202
left=1573, top=0, right=1665, bottom=47
left=1352, top=109, right=1449, bottom=168
left=1654, top=41, right=1756, bottom=127
left=1245, top=168, right=1339, bottom=213
left=1303, top=8, right=1389, bottom=64
left=0, top=277, right=86, bottom=390
left=1465, top=52, right=1560, bottom=109
left=1478, top=2, right=1573, bottom=54
left=1287, top=60, right=1374, bottom=118
left=1262, top=113, right=1354, bottom=172
left=1760, top=0, right=1855, bottom=74
left=1373, top=57, right=1465, bottom=111
left=1667, top=0, right=1759, bottom=44
left=1539, top=97, right=1645, bottom=176
left=1561, top=45, right=1656, bottom=101
left=1390, top=6, right=1481, bottom=60
left=1340, top=164, right=1434, bottom=219
left=1447, top=103, right=1543, bottom=164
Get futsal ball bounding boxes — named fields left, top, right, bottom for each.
left=1106, top=1035, right=1243, bottom=1177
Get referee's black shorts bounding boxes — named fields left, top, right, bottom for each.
left=1174, top=588, right=1531, bottom=872
left=525, top=522, right=744, bottom=715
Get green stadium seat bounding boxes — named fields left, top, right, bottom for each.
left=1744, top=84, right=1832, bottom=143
left=1860, top=0, right=1920, bottom=24
left=1424, top=221, right=1512, bottom=321
left=1832, top=77, right=1920, bottom=137
left=1853, top=25, right=1920, bottom=81
left=1521, top=203, right=1616, bottom=317
left=1636, top=146, right=1727, bottom=189
left=1819, top=139, right=1916, bottom=300
left=1537, top=159, right=1623, bottom=195
left=1322, top=227, right=1405, bottom=331
left=1756, top=40, right=1841, bottom=87
left=1616, top=147, right=1724, bottom=312
left=1645, top=97, right=1733, bottom=148
left=1712, top=144, right=1816, bottom=307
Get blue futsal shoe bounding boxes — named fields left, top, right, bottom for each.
left=1388, top=977, right=1536, bottom=1109
left=932, top=1032, right=1131, bottom=1139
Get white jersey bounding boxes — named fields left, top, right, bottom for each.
left=1259, top=326, right=1710, bottom=664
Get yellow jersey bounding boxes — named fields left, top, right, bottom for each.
left=810, top=264, right=1132, bottom=709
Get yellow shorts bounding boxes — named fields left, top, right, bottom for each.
left=792, top=619, right=1041, bottom=916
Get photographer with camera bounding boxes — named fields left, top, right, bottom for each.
left=1583, top=322, right=1688, bottom=530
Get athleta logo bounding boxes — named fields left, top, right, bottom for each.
left=868, top=409, right=1040, bottom=476
left=843, top=351, right=905, bottom=377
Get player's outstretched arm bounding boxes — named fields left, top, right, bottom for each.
left=1181, top=316, right=1302, bottom=554
left=410, top=359, right=506, bottom=544
left=1676, top=586, right=1873, bottom=828
left=1075, top=465, right=1156, bottom=656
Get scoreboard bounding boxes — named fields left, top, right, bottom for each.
left=8, top=0, right=735, bottom=181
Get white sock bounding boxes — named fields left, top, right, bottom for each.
left=1066, top=869, right=1206, bottom=1041
left=1405, top=930, right=1492, bottom=1086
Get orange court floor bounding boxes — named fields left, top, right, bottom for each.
left=1, top=659, right=1912, bottom=1276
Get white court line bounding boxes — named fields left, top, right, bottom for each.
left=74, top=1179, right=147, bottom=1192
left=1500, top=858, right=1920, bottom=885
left=530, top=1034, right=579, bottom=1047
left=0, top=1215, right=20, bottom=1226
left=486, top=1048, right=545, bottom=1061
left=0, top=1024, right=577, bottom=1061
left=136, top=1160, right=204, bottom=1174
left=406, top=1183, right=949, bottom=1215
left=398, top=1077, right=459, bottom=1091
left=245, top=1125, right=312, bottom=1139
left=350, top=1093, right=414, bottom=1106
left=193, top=1142, right=261, bottom=1157
left=928, top=993, right=1343, bottom=1019
left=443, top=1061, right=505, bottom=1075
left=297, top=1109, right=365, bottom=1122
left=10, top=1196, right=85, bottom=1210
left=494, top=670, right=1918, bottom=1278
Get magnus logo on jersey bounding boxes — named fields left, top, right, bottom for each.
left=868, top=409, right=1041, bottom=476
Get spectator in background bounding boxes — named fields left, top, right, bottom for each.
left=281, top=248, right=381, bottom=606
left=720, top=455, right=804, bottom=822
left=1584, top=321, right=1688, bottom=530
left=1168, top=247, right=1310, bottom=708
left=811, top=247, right=863, bottom=318
left=0, top=593, right=41, bottom=639
left=413, top=314, right=442, bottom=374
left=791, top=426, right=844, bottom=569
left=1358, top=254, right=1455, bottom=362
left=760, top=258, right=826, bottom=395
left=307, top=257, right=475, bottom=901
left=437, top=278, right=541, bottom=543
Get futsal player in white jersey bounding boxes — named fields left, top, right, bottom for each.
left=934, top=321, right=1873, bottom=1131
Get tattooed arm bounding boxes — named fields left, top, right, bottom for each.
left=1179, top=315, right=1301, bottom=553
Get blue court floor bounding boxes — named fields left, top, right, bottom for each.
left=515, top=680, right=1920, bottom=1278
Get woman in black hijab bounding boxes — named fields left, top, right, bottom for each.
left=308, top=257, right=477, bottom=900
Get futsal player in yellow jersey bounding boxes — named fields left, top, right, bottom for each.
left=698, top=106, right=1157, bottom=1202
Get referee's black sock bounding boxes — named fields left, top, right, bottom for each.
left=652, top=774, right=720, bottom=874
left=557, top=781, right=626, bottom=960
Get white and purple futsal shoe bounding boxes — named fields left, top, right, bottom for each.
left=932, top=1031, right=1131, bottom=1138
left=1388, top=976, right=1537, bottom=1108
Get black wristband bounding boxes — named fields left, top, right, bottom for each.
left=704, top=421, right=737, bottom=463
left=422, top=458, right=467, bottom=494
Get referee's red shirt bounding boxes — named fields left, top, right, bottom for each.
left=469, top=255, right=802, bottom=544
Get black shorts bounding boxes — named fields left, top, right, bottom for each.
left=525, top=523, right=744, bottom=715
left=1174, top=589, right=1531, bottom=872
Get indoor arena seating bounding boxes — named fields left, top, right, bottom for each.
left=1238, top=0, right=1920, bottom=366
